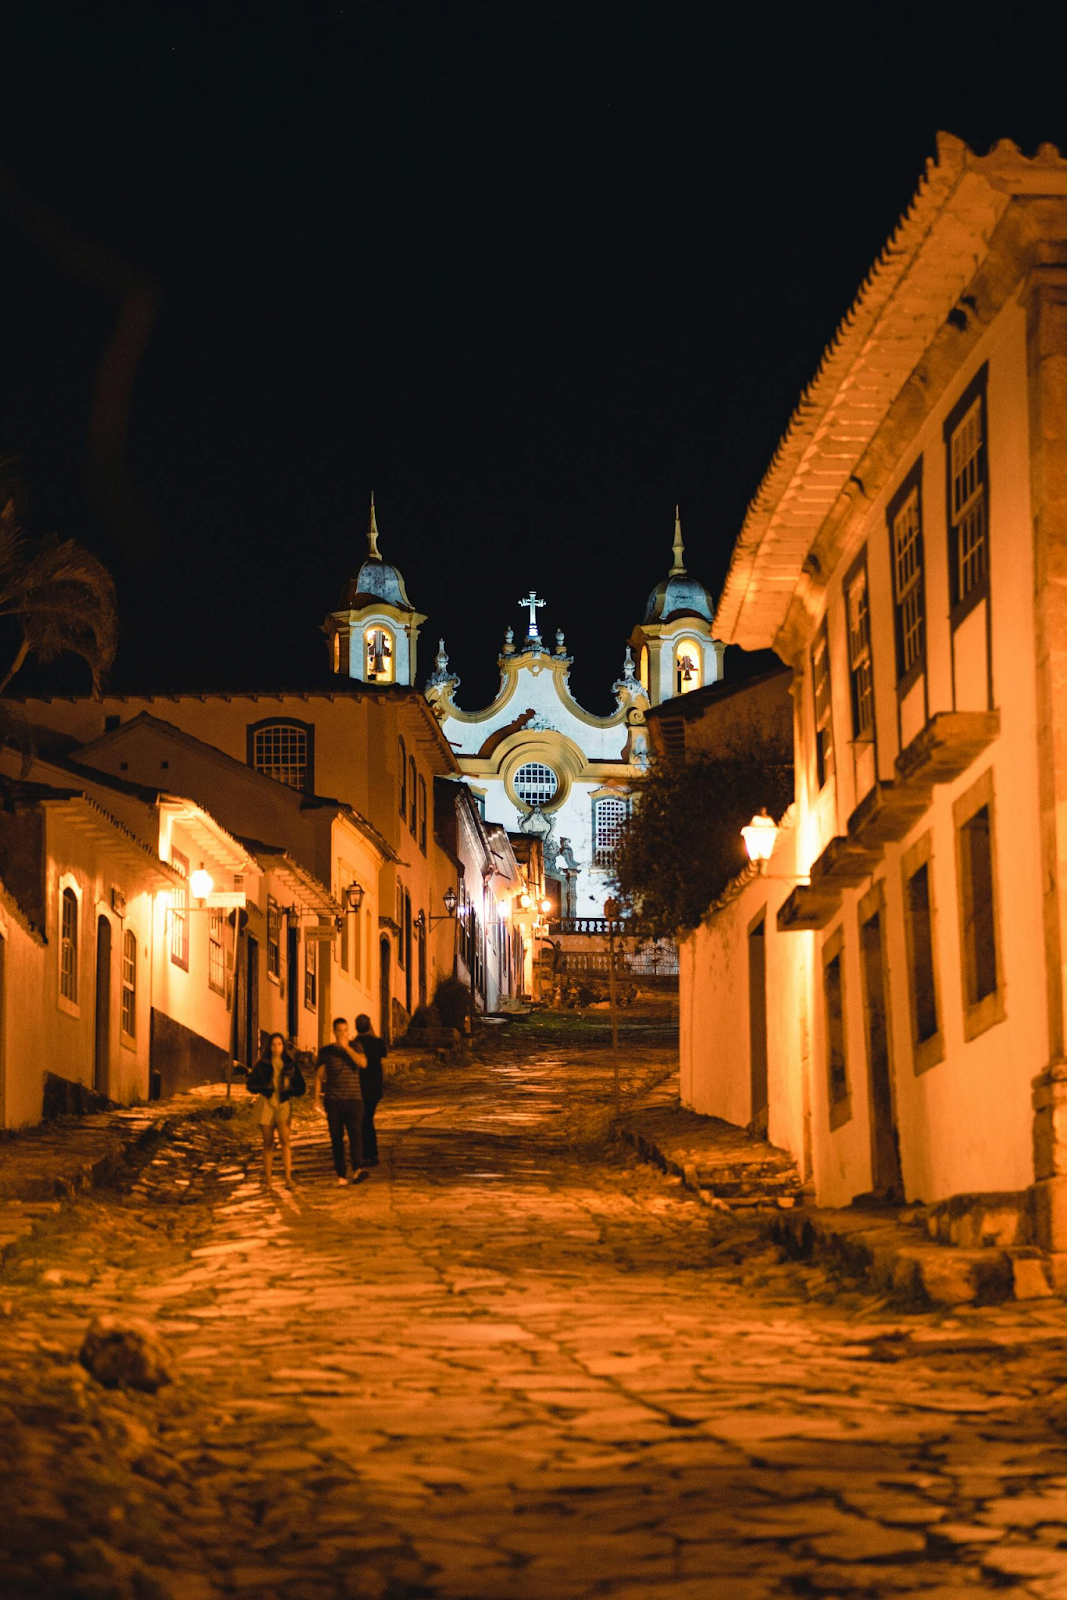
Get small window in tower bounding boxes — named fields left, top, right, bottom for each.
left=638, top=645, right=649, bottom=692
left=332, top=633, right=340, bottom=673
left=675, top=639, right=702, bottom=695
left=365, top=626, right=395, bottom=682
left=594, top=797, right=629, bottom=867
left=514, top=762, right=558, bottom=809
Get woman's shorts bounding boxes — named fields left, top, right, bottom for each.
left=258, top=1097, right=292, bottom=1129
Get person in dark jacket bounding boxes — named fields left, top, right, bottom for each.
left=313, top=1017, right=367, bottom=1185
left=354, top=1013, right=387, bottom=1167
left=246, top=1033, right=305, bottom=1190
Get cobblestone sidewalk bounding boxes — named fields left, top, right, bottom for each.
left=0, top=1020, right=1064, bottom=1599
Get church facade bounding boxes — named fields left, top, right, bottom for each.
left=325, top=506, right=723, bottom=919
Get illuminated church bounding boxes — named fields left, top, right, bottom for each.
left=325, top=499, right=722, bottom=918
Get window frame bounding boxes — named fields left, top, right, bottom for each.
left=418, top=775, right=428, bottom=855
left=821, top=924, right=852, bottom=1131
left=953, top=765, right=1005, bottom=1042
left=901, top=830, right=945, bottom=1075
left=409, top=757, right=418, bottom=838
left=944, top=362, right=990, bottom=630
left=513, top=761, right=559, bottom=809
left=844, top=550, right=875, bottom=745
left=120, top=928, right=137, bottom=1043
left=246, top=717, right=315, bottom=795
left=170, top=848, right=190, bottom=971
left=398, top=736, right=407, bottom=820
left=304, top=932, right=317, bottom=1012
left=58, top=880, right=81, bottom=1015
left=811, top=618, right=834, bottom=791
left=208, top=908, right=226, bottom=995
left=593, top=795, right=629, bottom=869
left=887, top=457, right=926, bottom=693
left=266, top=898, right=281, bottom=983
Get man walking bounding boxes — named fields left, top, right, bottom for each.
left=313, top=1018, right=367, bottom=1186
left=354, top=1013, right=387, bottom=1167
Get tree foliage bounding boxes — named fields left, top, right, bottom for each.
left=0, top=464, right=118, bottom=697
left=614, top=728, right=794, bottom=941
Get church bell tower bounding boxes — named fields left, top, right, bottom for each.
left=630, top=508, right=723, bottom=707
left=325, top=496, right=427, bottom=686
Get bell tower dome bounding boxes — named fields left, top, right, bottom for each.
left=325, top=495, right=427, bottom=686
left=630, top=507, right=723, bottom=707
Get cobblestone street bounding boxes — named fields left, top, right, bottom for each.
left=2, top=1016, right=1065, bottom=1600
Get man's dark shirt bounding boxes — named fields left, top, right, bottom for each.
left=316, top=1043, right=364, bottom=1103
left=357, top=1034, right=387, bottom=1101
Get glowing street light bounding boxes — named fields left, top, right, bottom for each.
left=538, top=897, right=553, bottom=916
left=190, top=865, right=214, bottom=901
left=741, top=810, right=779, bottom=869
left=518, top=891, right=533, bottom=910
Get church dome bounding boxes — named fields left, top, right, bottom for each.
left=642, top=508, right=715, bottom=625
left=643, top=572, right=715, bottom=625
left=346, top=556, right=413, bottom=611
left=343, top=496, right=415, bottom=612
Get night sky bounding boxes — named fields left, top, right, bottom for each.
left=2, top=4, right=1064, bottom=713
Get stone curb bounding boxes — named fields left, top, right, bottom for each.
left=0, top=1098, right=235, bottom=1271
left=621, top=1114, right=1060, bottom=1306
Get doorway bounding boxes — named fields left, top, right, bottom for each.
left=748, top=912, right=768, bottom=1137
left=287, top=925, right=299, bottom=1041
left=379, top=936, right=392, bottom=1045
left=94, top=915, right=112, bottom=1097
left=860, top=897, right=903, bottom=1198
left=245, top=934, right=259, bottom=1065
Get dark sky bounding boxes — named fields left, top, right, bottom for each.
left=2, top=2, right=1064, bottom=712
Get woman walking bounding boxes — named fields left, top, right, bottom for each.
left=247, top=1033, right=305, bottom=1190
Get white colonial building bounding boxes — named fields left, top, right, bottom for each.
left=325, top=504, right=722, bottom=918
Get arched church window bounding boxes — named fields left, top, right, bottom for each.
left=638, top=645, right=649, bottom=692
left=249, top=721, right=312, bottom=791
left=514, top=762, right=558, bottom=808
left=365, top=625, right=395, bottom=682
left=675, top=639, right=702, bottom=696
left=594, top=797, right=629, bottom=867
left=398, top=737, right=407, bottom=819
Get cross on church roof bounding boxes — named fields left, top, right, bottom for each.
left=518, top=590, right=546, bottom=637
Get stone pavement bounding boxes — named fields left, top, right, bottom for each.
left=0, top=1013, right=1064, bottom=1600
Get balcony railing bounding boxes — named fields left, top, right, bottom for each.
left=551, top=916, right=629, bottom=936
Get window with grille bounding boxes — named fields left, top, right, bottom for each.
left=945, top=368, right=989, bottom=619
left=594, top=797, right=628, bottom=867
left=121, top=930, right=137, bottom=1037
left=208, top=910, right=226, bottom=994
left=418, top=777, right=427, bottom=854
left=846, top=561, right=874, bottom=741
left=170, top=849, right=189, bottom=968
left=889, top=468, right=925, bottom=684
left=514, top=762, right=557, bottom=808
left=811, top=622, right=834, bottom=789
left=304, top=935, right=317, bottom=1010
left=398, top=737, right=407, bottom=819
left=60, top=886, right=79, bottom=1002
left=267, top=900, right=281, bottom=979
left=251, top=722, right=310, bottom=791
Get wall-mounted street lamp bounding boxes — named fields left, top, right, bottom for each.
left=741, top=810, right=779, bottom=870
left=518, top=891, right=533, bottom=910
left=740, top=811, right=810, bottom=884
left=344, top=881, right=365, bottom=912
left=538, top=897, right=553, bottom=916
left=418, top=888, right=458, bottom=932
left=190, top=864, right=214, bottom=902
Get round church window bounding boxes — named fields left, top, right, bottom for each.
left=514, top=761, right=558, bottom=808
